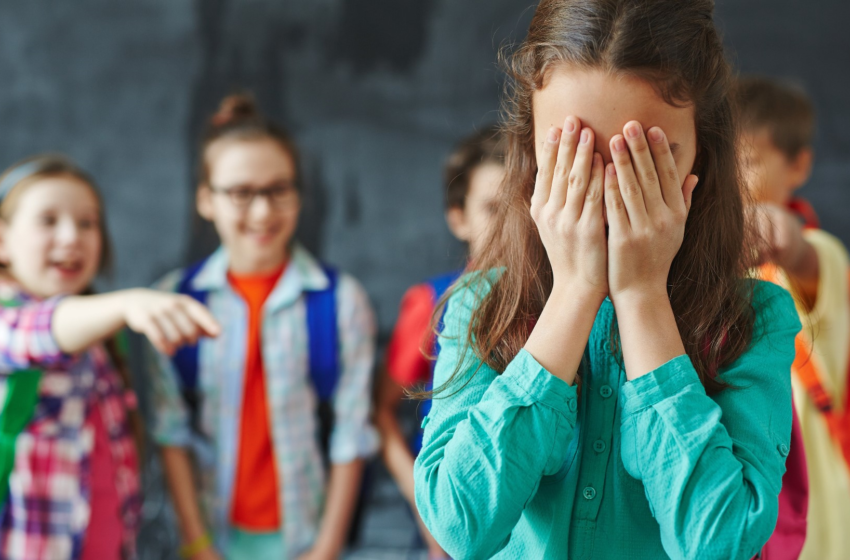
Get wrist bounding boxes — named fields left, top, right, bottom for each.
left=310, top=539, right=340, bottom=559
left=179, top=532, right=212, bottom=558
left=179, top=517, right=211, bottom=548
left=551, top=280, right=607, bottom=308
left=610, top=285, right=669, bottom=311
left=114, top=288, right=137, bottom=317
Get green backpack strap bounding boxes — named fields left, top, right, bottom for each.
left=0, top=368, right=41, bottom=505
left=0, top=297, right=45, bottom=506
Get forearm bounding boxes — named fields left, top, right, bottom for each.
left=619, top=357, right=789, bottom=559
left=415, top=350, right=578, bottom=559
left=523, top=284, right=602, bottom=384
left=52, top=291, right=130, bottom=354
left=375, top=375, right=417, bottom=504
left=614, top=290, right=686, bottom=381
left=161, top=446, right=210, bottom=544
left=313, top=460, right=364, bottom=556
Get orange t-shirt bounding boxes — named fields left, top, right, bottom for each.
left=228, top=263, right=286, bottom=530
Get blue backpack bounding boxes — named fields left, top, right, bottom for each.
left=170, top=259, right=341, bottom=458
left=411, top=270, right=463, bottom=453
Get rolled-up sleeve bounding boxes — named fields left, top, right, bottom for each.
left=414, top=279, right=579, bottom=560
left=619, top=282, right=801, bottom=560
left=0, top=296, right=72, bottom=374
left=328, top=274, right=379, bottom=464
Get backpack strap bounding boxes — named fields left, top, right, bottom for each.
left=761, top=263, right=850, bottom=470
left=170, top=260, right=209, bottom=434
left=305, top=266, right=340, bottom=403
left=0, top=297, right=43, bottom=506
left=788, top=197, right=821, bottom=230
left=0, top=368, right=41, bottom=506
left=305, top=266, right=341, bottom=463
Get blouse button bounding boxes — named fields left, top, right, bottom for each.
left=582, top=486, right=597, bottom=500
left=568, top=399, right=578, bottom=412
left=593, top=440, right=606, bottom=453
left=778, top=443, right=790, bottom=457
left=599, top=385, right=613, bottom=399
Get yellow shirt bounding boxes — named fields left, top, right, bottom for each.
left=767, top=229, right=850, bottom=559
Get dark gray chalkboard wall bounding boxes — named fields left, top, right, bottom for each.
left=0, top=0, right=848, bottom=557
left=1, top=0, right=847, bottom=331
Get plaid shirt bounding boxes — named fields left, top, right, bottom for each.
left=149, top=244, right=379, bottom=558
left=0, top=281, right=141, bottom=560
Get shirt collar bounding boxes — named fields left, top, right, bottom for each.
left=190, top=243, right=330, bottom=312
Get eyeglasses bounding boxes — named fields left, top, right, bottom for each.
left=210, top=181, right=299, bottom=210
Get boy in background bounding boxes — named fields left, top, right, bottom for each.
left=736, top=76, right=850, bottom=560
left=375, top=126, right=505, bottom=559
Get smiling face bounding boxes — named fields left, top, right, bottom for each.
left=198, top=136, right=301, bottom=274
left=0, top=175, right=103, bottom=298
left=533, top=66, right=698, bottom=202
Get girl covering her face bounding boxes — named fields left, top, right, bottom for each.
left=413, top=1, right=800, bottom=558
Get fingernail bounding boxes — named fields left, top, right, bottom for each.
left=580, top=129, right=591, bottom=144
left=607, top=163, right=617, bottom=176
left=593, top=153, right=602, bottom=165
left=626, top=123, right=641, bottom=139
left=564, top=118, right=576, bottom=133
left=649, top=128, right=664, bottom=143
left=612, top=136, right=626, bottom=152
left=694, top=176, right=700, bottom=186
left=547, top=127, right=560, bottom=143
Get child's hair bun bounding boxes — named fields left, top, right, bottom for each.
left=211, top=93, right=261, bottom=127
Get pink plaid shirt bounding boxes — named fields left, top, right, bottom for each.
left=0, top=281, right=141, bottom=560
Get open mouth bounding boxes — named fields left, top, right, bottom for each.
left=49, top=259, right=85, bottom=277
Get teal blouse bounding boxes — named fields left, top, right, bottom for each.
left=413, top=276, right=800, bottom=559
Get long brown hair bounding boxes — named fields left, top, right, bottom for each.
left=438, top=0, right=754, bottom=395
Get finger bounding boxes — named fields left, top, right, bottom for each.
left=531, top=126, right=562, bottom=207
left=604, top=162, right=629, bottom=233
left=646, top=127, right=684, bottom=211
left=682, top=174, right=699, bottom=214
left=165, top=305, right=201, bottom=345
left=182, top=298, right=222, bottom=337
left=623, top=121, right=664, bottom=213
left=610, top=134, right=647, bottom=226
left=139, top=318, right=173, bottom=356
left=563, top=127, right=595, bottom=218
left=152, top=314, right=183, bottom=347
left=582, top=152, right=605, bottom=216
left=549, top=116, right=582, bottom=207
